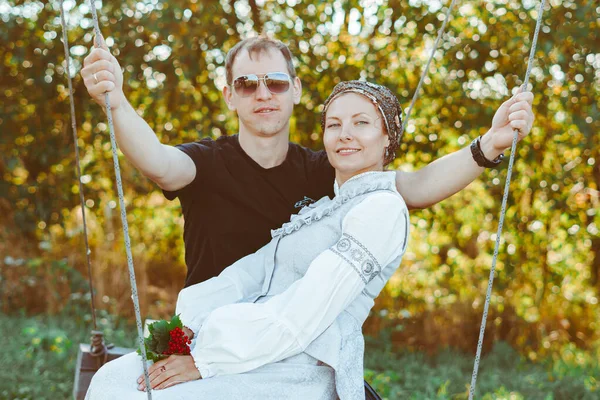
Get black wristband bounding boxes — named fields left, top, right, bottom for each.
left=470, top=136, right=504, bottom=168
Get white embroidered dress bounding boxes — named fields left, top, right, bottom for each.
left=86, top=171, right=409, bottom=400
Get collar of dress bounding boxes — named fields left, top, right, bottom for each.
left=333, top=170, right=394, bottom=197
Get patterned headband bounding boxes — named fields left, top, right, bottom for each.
left=321, top=80, right=403, bottom=165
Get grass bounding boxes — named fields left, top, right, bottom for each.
left=0, top=304, right=136, bottom=400
left=364, top=331, right=600, bottom=399
left=1, top=311, right=598, bottom=400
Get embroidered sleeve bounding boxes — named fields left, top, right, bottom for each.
left=332, top=191, right=409, bottom=284
left=330, top=233, right=381, bottom=284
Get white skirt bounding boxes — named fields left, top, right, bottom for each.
left=85, top=352, right=337, bottom=400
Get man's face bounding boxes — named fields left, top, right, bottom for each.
left=224, top=48, right=301, bottom=138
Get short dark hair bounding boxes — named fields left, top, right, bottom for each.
left=225, top=36, right=296, bottom=85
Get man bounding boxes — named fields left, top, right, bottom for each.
left=81, top=36, right=534, bottom=289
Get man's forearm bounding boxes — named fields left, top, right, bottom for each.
left=103, top=99, right=169, bottom=182
left=398, top=132, right=502, bottom=209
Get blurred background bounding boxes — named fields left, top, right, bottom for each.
left=0, top=0, right=598, bottom=398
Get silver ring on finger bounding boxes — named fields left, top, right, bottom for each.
left=93, top=72, right=99, bottom=84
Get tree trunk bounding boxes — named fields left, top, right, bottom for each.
left=248, top=0, right=263, bottom=34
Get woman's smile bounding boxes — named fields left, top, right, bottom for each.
left=336, top=148, right=361, bottom=155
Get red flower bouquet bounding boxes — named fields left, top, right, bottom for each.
left=137, top=315, right=192, bottom=362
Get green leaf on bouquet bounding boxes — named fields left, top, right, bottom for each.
left=150, top=319, right=169, bottom=339
left=145, top=335, right=157, bottom=351
left=137, top=315, right=186, bottom=360
left=137, top=347, right=166, bottom=363
left=155, top=335, right=170, bottom=354
left=170, top=314, right=183, bottom=330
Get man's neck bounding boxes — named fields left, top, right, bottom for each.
left=238, top=130, right=289, bottom=169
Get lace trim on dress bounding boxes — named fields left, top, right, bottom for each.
left=270, top=172, right=396, bottom=239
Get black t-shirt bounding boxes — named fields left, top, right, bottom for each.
left=163, top=134, right=335, bottom=287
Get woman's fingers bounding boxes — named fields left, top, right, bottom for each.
left=150, top=366, right=178, bottom=390
left=514, top=91, right=534, bottom=105
left=143, top=364, right=185, bottom=391
left=182, top=326, right=194, bottom=340
left=508, top=102, right=534, bottom=131
left=138, top=356, right=184, bottom=390
left=137, top=356, right=200, bottom=391
left=138, top=365, right=167, bottom=390
left=138, top=359, right=165, bottom=385
left=157, top=377, right=188, bottom=390
left=92, top=81, right=115, bottom=94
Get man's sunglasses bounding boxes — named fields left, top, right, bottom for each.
left=231, top=72, right=292, bottom=97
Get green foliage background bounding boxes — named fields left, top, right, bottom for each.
left=1, top=0, right=599, bottom=377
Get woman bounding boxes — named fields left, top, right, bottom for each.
left=86, top=81, right=410, bottom=400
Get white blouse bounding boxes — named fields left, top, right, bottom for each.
left=176, top=191, right=408, bottom=379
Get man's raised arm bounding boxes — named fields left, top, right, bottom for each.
left=81, top=37, right=195, bottom=192
left=396, top=89, right=534, bottom=209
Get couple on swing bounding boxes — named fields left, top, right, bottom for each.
left=82, top=36, right=534, bottom=399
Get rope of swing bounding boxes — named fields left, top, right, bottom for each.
left=87, top=0, right=154, bottom=395
left=58, top=0, right=97, bottom=331
left=400, top=0, right=458, bottom=136
left=58, top=0, right=113, bottom=366
left=468, top=0, right=547, bottom=398
left=58, top=1, right=154, bottom=397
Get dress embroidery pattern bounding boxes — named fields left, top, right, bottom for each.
left=330, top=233, right=381, bottom=284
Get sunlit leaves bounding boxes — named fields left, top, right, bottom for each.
left=0, top=0, right=598, bottom=356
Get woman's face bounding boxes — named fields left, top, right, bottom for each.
left=323, top=93, right=390, bottom=186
